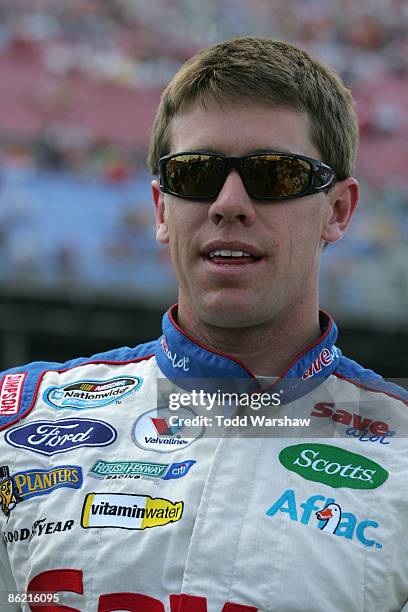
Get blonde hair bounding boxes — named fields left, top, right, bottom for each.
left=147, top=36, right=358, bottom=180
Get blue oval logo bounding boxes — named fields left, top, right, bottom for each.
left=5, top=418, right=117, bottom=456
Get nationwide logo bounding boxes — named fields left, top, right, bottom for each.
left=279, top=444, right=388, bottom=489
left=44, top=376, right=142, bottom=410
left=2, top=517, right=75, bottom=546
left=81, top=493, right=183, bottom=530
left=132, top=407, right=203, bottom=453
left=5, top=418, right=117, bottom=456
left=0, top=464, right=82, bottom=519
left=0, top=373, right=26, bottom=416
left=266, top=488, right=382, bottom=548
left=311, top=402, right=395, bottom=444
left=302, top=347, right=339, bottom=380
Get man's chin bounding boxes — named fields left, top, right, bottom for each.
left=196, top=296, right=267, bottom=329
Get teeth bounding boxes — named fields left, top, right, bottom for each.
left=209, top=250, right=252, bottom=258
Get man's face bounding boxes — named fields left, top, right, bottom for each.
left=153, top=102, right=342, bottom=328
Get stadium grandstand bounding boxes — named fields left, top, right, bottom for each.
left=0, top=0, right=407, bottom=376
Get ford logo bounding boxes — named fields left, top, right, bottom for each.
left=5, top=418, right=117, bottom=456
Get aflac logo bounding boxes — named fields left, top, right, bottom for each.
left=132, top=407, right=203, bottom=454
left=44, top=376, right=142, bottom=410
left=266, top=489, right=382, bottom=549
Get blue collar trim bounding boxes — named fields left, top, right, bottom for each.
left=155, top=305, right=341, bottom=403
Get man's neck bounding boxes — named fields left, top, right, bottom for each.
left=176, top=301, right=322, bottom=377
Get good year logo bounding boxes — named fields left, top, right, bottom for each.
left=279, top=443, right=388, bottom=489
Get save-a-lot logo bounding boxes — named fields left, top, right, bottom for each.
left=266, top=489, right=382, bottom=549
left=81, top=493, right=183, bottom=530
left=311, top=402, right=395, bottom=444
left=44, top=376, right=142, bottom=410
left=279, top=444, right=389, bottom=489
left=88, top=459, right=195, bottom=481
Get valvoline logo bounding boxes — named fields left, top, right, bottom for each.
left=266, top=489, right=382, bottom=549
left=132, top=407, right=203, bottom=454
left=44, top=376, right=142, bottom=410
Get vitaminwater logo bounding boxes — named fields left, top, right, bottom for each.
left=81, top=493, right=183, bottom=530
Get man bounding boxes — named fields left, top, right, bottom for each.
left=0, top=36, right=407, bottom=611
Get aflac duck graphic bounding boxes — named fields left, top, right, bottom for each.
left=316, top=503, right=342, bottom=534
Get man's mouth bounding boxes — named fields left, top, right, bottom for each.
left=202, top=244, right=263, bottom=265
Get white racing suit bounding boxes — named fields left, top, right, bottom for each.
left=0, top=305, right=407, bottom=611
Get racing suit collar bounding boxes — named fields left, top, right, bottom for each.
left=155, top=304, right=341, bottom=403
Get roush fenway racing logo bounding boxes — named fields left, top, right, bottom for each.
left=28, top=570, right=258, bottom=610
left=302, top=347, right=339, bottom=380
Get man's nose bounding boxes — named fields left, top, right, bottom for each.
left=208, top=170, right=256, bottom=226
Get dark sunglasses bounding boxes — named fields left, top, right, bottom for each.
left=158, top=150, right=336, bottom=201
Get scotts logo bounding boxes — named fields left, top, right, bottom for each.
left=81, top=493, right=183, bottom=530
left=5, top=418, right=117, bottom=456
left=44, top=376, right=142, bottom=410
left=279, top=444, right=388, bottom=489
left=132, top=407, right=203, bottom=453
left=302, top=347, right=339, bottom=380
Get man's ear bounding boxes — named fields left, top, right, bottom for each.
left=321, top=177, right=359, bottom=245
left=152, top=179, right=169, bottom=245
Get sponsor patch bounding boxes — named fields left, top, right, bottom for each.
left=279, top=443, right=388, bottom=489
left=44, top=376, right=142, bottom=410
left=81, top=493, right=183, bottom=530
left=302, top=347, right=339, bottom=380
left=88, top=459, right=195, bottom=481
left=311, top=402, right=395, bottom=444
left=5, top=418, right=117, bottom=456
left=0, top=464, right=82, bottom=519
left=132, top=407, right=203, bottom=453
left=2, top=517, right=75, bottom=545
left=0, top=373, right=26, bottom=416
left=266, top=489, right=382, bottom=549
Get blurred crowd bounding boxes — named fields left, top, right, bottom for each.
left=0, top=0, right=407, bottom=320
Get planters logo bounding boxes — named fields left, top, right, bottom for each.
left=279, top=444, right=388, bottom=489
left=266, top=489, right=382, bottom=549
left=0, top=464, right=82, bottom=519
left=81, top=493, right=183, bottom=530
left=44, top=376, right=142, bottom=410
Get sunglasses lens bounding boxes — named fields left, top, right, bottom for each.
left=242, top=155, right=312, bottom=198
left=164, top=154, right=225, bottom=198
